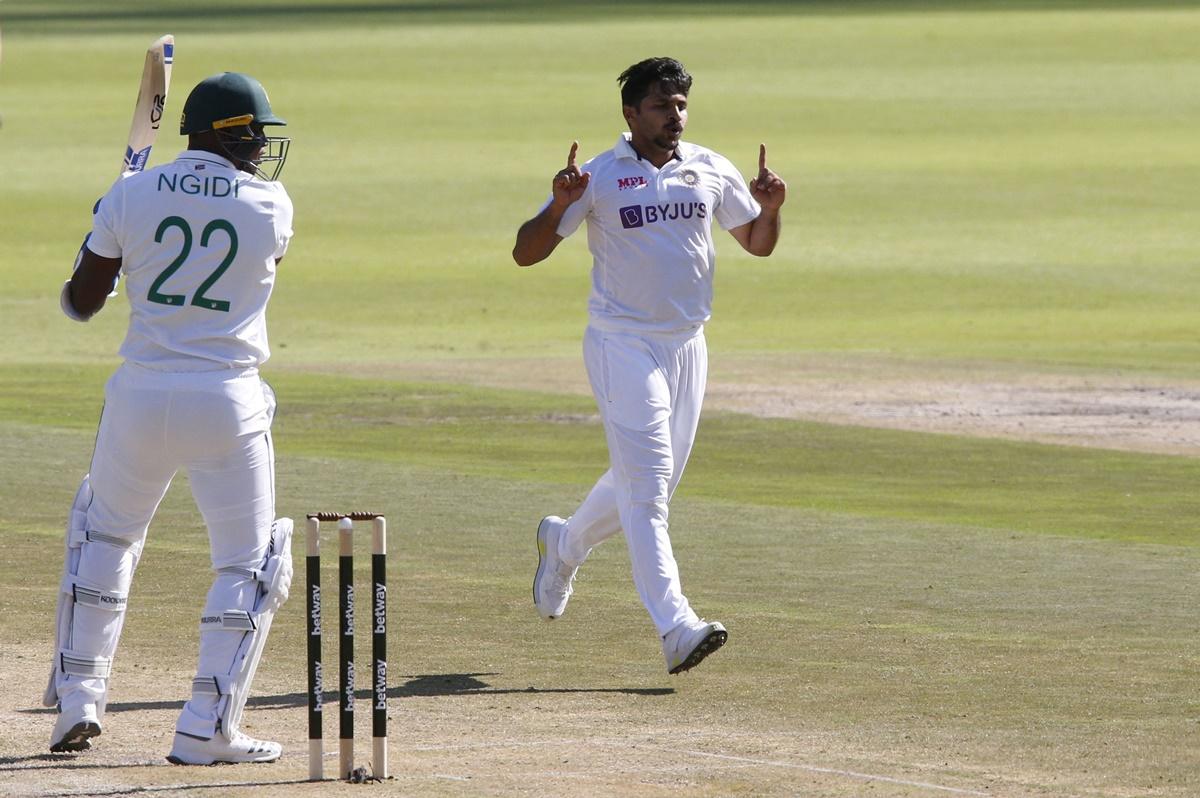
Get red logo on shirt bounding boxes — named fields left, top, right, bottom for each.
left=617, top=176, right=647, bottom=191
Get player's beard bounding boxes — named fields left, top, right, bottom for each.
left=653, top=128, right=682, bottom=152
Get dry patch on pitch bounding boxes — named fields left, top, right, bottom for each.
left=0, top=643, right=1043, bottom=798
left=705, top=355, right=1200, bottom=456
left=297, top=354, right=1200, bottom=456
left=7, top=507, right=1195, bottom=797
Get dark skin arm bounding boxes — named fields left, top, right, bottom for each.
left=67, top=248, right=123, bottom=319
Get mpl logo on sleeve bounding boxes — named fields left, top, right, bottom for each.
left=617, top=176, right=647, bottom=191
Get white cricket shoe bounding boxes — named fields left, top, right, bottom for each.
left=662, top=619, right=728, bottom=675
left=533, top=515, right=578, bottom=620
left=49, top=702, right=101, bottom=753
left=167, top=729, right=281, bottom=765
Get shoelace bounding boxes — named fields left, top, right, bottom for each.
left=230, top=731, right=275, bottom=751
left=550, top=562, right=577, bottom=596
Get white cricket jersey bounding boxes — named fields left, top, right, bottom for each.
left=87, top=150, right=293, bottom=371
left=552, top=133, right=760, bottom=334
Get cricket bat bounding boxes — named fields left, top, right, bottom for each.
left=71, top=35, right=174, bottom=288
left=121, top=34, right=174, bottom=175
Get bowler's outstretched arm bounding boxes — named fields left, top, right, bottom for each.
left=513, top=141, right=591, bottom=267
left=730, top=143, right=786, bottom=257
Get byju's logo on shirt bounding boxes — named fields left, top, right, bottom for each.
left=619, top=202, right=707, bottom=229
left=617, top=176, right=647, bottom=191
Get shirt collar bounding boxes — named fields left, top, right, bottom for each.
left=176, top=149, right=239, bottom=171
left=615, top=132, right=685, bottom=164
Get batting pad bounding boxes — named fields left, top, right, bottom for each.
left=181, top=517, right=293, bottom=740
left=45, top=474, right=142, bottom=713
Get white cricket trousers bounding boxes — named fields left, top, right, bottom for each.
left=55, top=361, right=276, bottom=712
left=561, top=324, right=707, bottom=636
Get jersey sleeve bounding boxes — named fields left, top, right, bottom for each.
left=713, top=156, right=761, bottom=232
left=271, top=186, right=295, bottom=261
left=85, top=179, right=125, bottom=259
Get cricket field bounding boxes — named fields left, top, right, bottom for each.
left=0, top=1, right=1197, bottom=795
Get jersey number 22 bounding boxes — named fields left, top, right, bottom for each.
left=148, top=216, right=239, bottom=312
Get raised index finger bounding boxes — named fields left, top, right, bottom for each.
left=759, top=143, right=767, bottom=173
left=568, top=141, right=579, bottom=168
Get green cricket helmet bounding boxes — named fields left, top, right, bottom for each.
left=179, top=72, right=290, bottom=180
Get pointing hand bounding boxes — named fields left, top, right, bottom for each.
left=552, top=141, right=591, bottom=208
left=751, top=143, right=786, bottom=210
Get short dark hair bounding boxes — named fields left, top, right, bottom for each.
left=618, top=57, right=692, bottom=108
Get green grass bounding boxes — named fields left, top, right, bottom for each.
left=2, top=2, right=1199, bottom=373
left=1, top=3, right=1198, bottom=795
left=6, top=364, right=1198, bottom=549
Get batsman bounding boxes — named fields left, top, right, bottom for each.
left=47, top=72, right=296, bottom=764
left=514, top=57, right=786, bottom=674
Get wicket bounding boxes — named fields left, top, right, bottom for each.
left=305, top=512, right=388, bottom=781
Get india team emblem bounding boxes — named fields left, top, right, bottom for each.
left=680, top=169, right=699, bottom=186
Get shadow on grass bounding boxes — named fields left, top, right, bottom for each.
left=20, top=672, right=674, bottom=717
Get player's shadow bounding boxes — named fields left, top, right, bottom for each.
left=20, top=673, right=673, bottom=716
left=249, top=672, right=676, bottom=709
left=7, top=674, right=671, bottom=777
